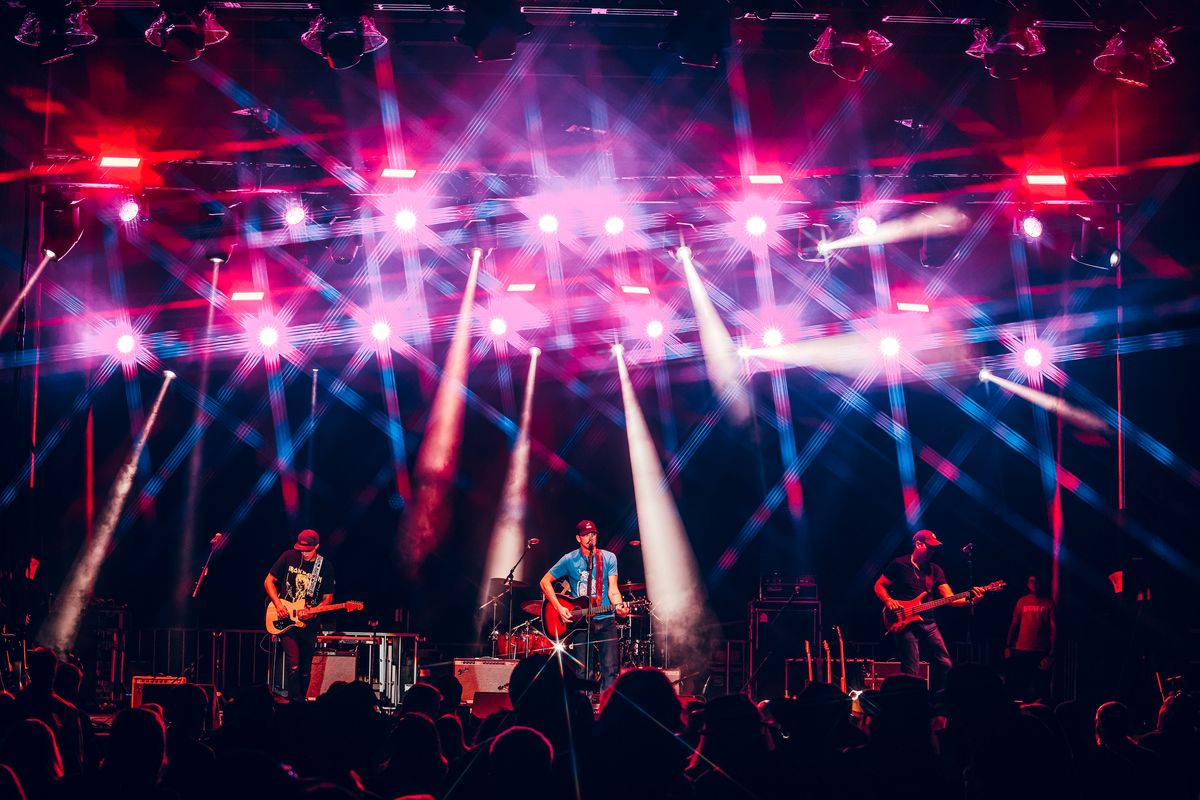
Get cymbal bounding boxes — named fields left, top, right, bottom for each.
left=486, top=577, right=530, bottom=589
left=519, top=599, right=544, bottom=616
left=618, top=581, right=646, bottom=592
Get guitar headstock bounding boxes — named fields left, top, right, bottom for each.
left=347, top=601, right=364, bottom=612
left=983, top=580, right=1006, bottom=593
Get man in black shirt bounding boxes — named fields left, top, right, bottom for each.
left=873, top=530, right=980, bottom=691
left=264, top=529, right=335, bottom=700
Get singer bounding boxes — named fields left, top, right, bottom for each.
left=539, top=519, right=629, bottom=691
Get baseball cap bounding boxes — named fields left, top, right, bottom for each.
left=294, top=529, right=320, bottom=551
left=912, top=529, right=943, bottom=547
left=576, top=520, right=599, bottom=536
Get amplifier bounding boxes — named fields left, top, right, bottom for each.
left=865, top=661, right=929, bottom=690
left=758, top=575, right=818, bottom=601
left=749, top=601, right=820, bottom=700
left=307, top=652, right=358, bottom=699
left=454, top=659, right=518, bottom=704
left=131, top=675, right=186, bottom=708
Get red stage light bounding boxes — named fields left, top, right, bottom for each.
left=1025, top=172, right=1067, bottom=186
left=99, top=155, right=141, bottom=168
left=118, top=200, right=140, bottom=223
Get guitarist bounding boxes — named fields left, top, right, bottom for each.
left=264, top=529, right=336, bottom=701
left=539, top=519, right=629, bottom=691
left=873, top=530, right=981, bottom=691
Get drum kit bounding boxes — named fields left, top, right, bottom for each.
left=482, top=578, right=659, bottom=668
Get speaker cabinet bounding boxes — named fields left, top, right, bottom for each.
left=865, top=660, right=929, bottom=690
left=307, top=652, right=358, bottom=699
left=749, top=601, right=820, bottom=700
left=453, top=659, right=518, bottom=704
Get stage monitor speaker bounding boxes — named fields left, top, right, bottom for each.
left=130, top=675, right=186, bottom=708
left=454, top=659, right=518, bottom=704
left=865, top=660, right=929, bottom=690
left=750, top=601, right=819, bottom=700
left=307, top=652, right=358, bottom=699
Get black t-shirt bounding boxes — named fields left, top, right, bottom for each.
left=268, top=550, right=335, bottom=607
left=882, top=556, right=946, bottom=601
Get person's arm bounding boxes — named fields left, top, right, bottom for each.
left=607, top=574, right=629, bottom=616
left=874, top=575, right=901, bottom=610
left=264, top=574, right=288, bottom=618
left=540, top=570, right=572, bottom=623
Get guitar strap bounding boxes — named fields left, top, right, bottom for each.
left=592, top=550, right=604, bottom=608
left=306, top=555, right=324, bottom=603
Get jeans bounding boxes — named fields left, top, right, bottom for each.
left=895, top=618, right=953, bottom=691
left=279, top=628, right=317, bottom=700
left=584, top=616, right=621, bottom=691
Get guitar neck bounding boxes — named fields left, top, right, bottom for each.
left=908, top=591, right=973, bottom=615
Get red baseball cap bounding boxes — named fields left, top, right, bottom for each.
left=576, top=520, right=599, bottom=536
left=294, top=529, right=320, bottom=551
left=912, top=529, right=943, bottom=547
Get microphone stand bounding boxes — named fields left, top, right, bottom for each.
left=192, top=536, right=224, bottom=599
left=503, top=541, right=535, bottom=654
left=964, top=544, right=975, bottom=651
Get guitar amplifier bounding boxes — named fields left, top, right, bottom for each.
left=307, top=652, right=358, bottom=699
left=749, top=600, right=820, bottom=700
left=865, top=660, right=929, bottom=690
left=759, top=575, right=819, bottom=601
left=131, top=675, right=186, bottom=708
left=454, top=659, right=518, bottom=704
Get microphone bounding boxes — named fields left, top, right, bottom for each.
left=527, top=538, right=540, bottom=547
left=962, top=543, right=974, bottom=554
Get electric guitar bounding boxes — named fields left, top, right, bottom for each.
left=265, top=598, right=364, bottom=635
left=882, top=580, right=1005, bottom=635
left=541, top=594, right=651, bottom=639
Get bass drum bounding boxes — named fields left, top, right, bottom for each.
left=498, top=630, right=555, bottom=659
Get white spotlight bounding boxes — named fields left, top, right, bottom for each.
left=259, top=326, right=280, bottom=347
left=529, top=346, right=542, bottom=357
left=118, top=200, right=141, bottom=223
left=163, top=369, right=177, bottom=379
left=611, top=343, right=625, bottom=357
left=604, top=216, right=625, bottom=235
left=737, top=345, right=751, bottom=358
left=676, top=245, right=692, bottom=260
left=394, top=209, right=418, bottom=231
left=856, top=215, right=879, bottom=236
left=489, top=317, right=508, bottom=336
left=1023, top=347, right=1044, bottom=368
left=284, top=205, right=306, bottom=226
left=538, top=214, right=559, bottom=234
left=979, top=368, right=993, bottom=382
left=116, top=333, right=136, bottom=354
left=880, top=336, right=901, bottom=357
left=762, top=327, right=783, bottom=347
left=745, top=215, right=768, bottom=236
left=371, top=320, right=391, bottom=341
left=646, top=320, right=665, bottom=338
left=1021, top=215, right=1044, bottom=240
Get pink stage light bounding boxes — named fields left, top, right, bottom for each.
left=118, top=200, right=140, bottom=223
left=1021, top=215, right=1044, bottom=239
left=283, top=205, right=306, bottom=226
left=231, top=291, right=265, bottom=301
left=537, top=214, right=558, bottom=234
left=856, top=215, right=879, bottom=236
left=646, top=320, right=665, bottom=338
left=748, top=174, right=784, bottom=185
left=259, top=326, right=280, bottom=348
left=896, top=302, right=930, bottom=313
left=489, top=317, right=508, bottom=335
left=116, top=333, right=137, bottom=354
left=99, top=155, right=141, bottom=168
left=762, top=327, right=783, bottom=347
left=371, top=321, right=391, bottom=341
left=1023, top=347, right=1044, bottom=368
left=880, top=336, right=901, bottom=357
left=507, top=283, right=536, bottom=293
left=1025, top=172, right=1067, bottom=186
left=604, top=216, right=625, bottom=235
left=621, top=285, right=651, bottom=295
left=394, top=209, right=418, bottom=231
left=381, top=167, right=416, bottom=178
left=745, top=215, right=768, bottom=236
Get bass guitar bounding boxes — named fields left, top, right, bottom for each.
left=541, top=594, right=651, bottom=639
left=266, top=598, right=364, bottom=635
left=882, top=580, right=1005, bottom=635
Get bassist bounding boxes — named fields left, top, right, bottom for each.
left=264, top=529, right=336, bottom=701
left=873, top=530, right=981, bottom=691
left=539, top=520, right=629, bottom=691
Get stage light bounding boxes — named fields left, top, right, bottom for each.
left=529, top=346, right=541, bottom=357
left=231, top=291, right=264, bottom=301
left=371, top=321, right=391, bottom=341
left=646, top=320, right=665, bottom=338
left=301, top=0, right=387, bottom=69
left=809, top=15, right=892, bottom=82
left=163, top=370, right=177, bottom=379
left=979, top=368, right=993, bottom=382
left=40, top=189, right=84, bottom=260
left=762, top=327, right=783, bottom=348
left=856, top=215, right=879, bottom=236
left=965, top=21, right=1045, bottom=80
left=144, top=0, right=228, bottom=62
left=454, top=0, right=533, bottom=62
left=537, top=214, right=558, bottom=234
left=259, top=326, right=280, bottom=348
left=621, top=285, right=651, bottom=295
left=118, top=199, right=141, bottom=223
left=880, top=336, right=901, bottom=357
left=489, top=317, right=508, bottom=336
left=748, top=174, right=783, bottom=185
left=14, top=2, right=98, bottom=64
left=1025, top=172, right=1067, bottom=186
left=116, top=333, right=137, bottom=355
left=676, top=246, right=692, bottom=260
left=283, top=205, right=306, bottom=226
left=1020, top=214, right=1044, bottom=240
left=381, top=167, right=416, bottom=178
left=507, top=283, right=536, bottom=292
left=604, top=216, right=625, bottom=235
left=1023, top=347, right=1044, bottom=368
left=394, top=209, right=418, bottom=232
left=737, top=345, right=751, bottom=358
left=745, top=215, right=768, bottom=237
left=1072, top=217, right=1122, bottom=270
left=896, top=302, right=930, bottom=313
left=98, top=155, right=141, bottom=168
left=611, top=343, right=625, bottom=357
left=1094, top=28, right=1175, bottom=87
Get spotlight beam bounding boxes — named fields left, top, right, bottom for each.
left=0, top=252, right=55, bottom=337
left=615, top=347, right=714, bottom=666
left=404, top=248, right=483, bottom=571
left=39, top=371, right=175, bottom=652
left=481, top=349, right=540, bottom=604
left=979, top=369, right=1109, bottom=432
left=677, top=247, right=750, bottom=424
left=819, top=205, right=969, bottom=254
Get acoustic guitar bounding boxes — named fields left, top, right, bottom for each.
left=541, top=594, right=651, bottom=639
